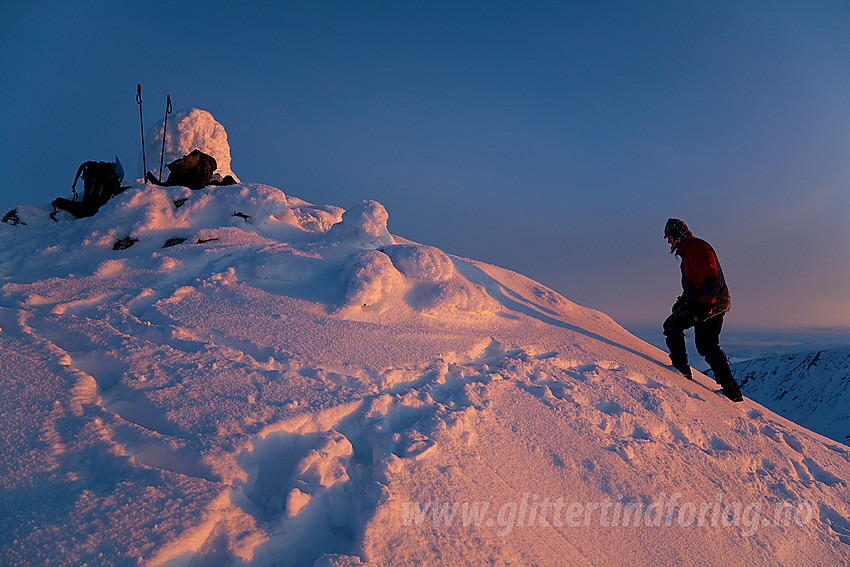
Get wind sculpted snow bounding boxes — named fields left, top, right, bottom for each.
left=1, top=183, right=849, bottom=566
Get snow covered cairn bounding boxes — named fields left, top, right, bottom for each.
left=141, top=108, right=240, bottom=183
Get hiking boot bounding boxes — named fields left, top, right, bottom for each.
left=669, top=364, right=693, bottom=380
left=721, top=381, right=743, bottom=402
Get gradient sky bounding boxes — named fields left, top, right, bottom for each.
left=2, top=1, right=849, bottom=329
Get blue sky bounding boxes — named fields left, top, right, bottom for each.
left=2, top=1, right=849, bottom=329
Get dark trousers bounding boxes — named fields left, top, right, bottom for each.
left=663, top=311, right=737, bottom=387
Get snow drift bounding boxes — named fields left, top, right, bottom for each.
left=1, top=114, right=848, bottom=566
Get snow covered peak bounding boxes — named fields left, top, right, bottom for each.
left=2, top=179, right=850, bottom=566
left=140, top=108, right=239, bottom=182
left=730, top=347, right=850, bottom=444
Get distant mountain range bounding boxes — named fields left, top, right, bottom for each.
left=729, top=347, right=850, bottom=445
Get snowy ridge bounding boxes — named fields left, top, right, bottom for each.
left=1, top=182, right=849, bottom=566
left=730, top=347, right=850, bottom=445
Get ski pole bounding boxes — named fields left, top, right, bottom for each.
left=137, top=84, right=146, bottom=180
left=159, top=94, right=172, bottom=180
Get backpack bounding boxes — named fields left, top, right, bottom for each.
left=51, top=159, right=124, bottom=220
left=164, top=149, right=217, bottom=190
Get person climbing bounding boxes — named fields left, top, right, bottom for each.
left=662, top=218, right=743, bottom=402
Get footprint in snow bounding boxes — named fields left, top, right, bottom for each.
left=782, top=432, right=805, bottom=453
left=534, top=351, right=558, bottom=360
left=759, top=458, right=777, bottom=472
left=686, top=391, right=705, bottom=401
left=607, top=444, right=635, bottom=462
left=393, top=430, right=436, bottom=460
left=708, top=435, right=733, bottom=451
left=760, top=425, right=782, bottom=443
left=820, top=505, right=850, bottom=545
left=767, top=481, right=797, bottom=500
left=666, top=423, right=691, bottom=445
left=521, top=382, right=556, bottom=403
left=630, top=426, right=651, bottom=441
left=802, top=458, right=844, bottom=486
left=624, top=372, right=664, bottom=389
left=234, top=429, right=341, bottom=522
left=594, top=400, right=627, bottom=416
left=746, top=408, right=764, bottom=419
left=791, top=460, right=814, bottom=484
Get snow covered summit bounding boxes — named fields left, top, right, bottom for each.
left=1, top=178, right=849, bottom=565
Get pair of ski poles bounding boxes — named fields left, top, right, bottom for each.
left=136, top=84, right=172, bottom=181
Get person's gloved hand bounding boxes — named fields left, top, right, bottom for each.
left=693, top=301, right=714, bottom=322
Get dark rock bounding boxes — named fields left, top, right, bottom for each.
left=113, top=237, right=138, bottom=251
left=163, top=238, right=187, bottom=248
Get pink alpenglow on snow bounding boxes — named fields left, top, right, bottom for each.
left=0, top=118, right=848, bottom=566
left=140, top=108, right=240, bottom=183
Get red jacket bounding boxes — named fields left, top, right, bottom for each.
left=676, top=234, right=730, bottom=311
